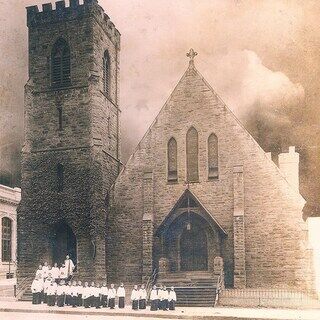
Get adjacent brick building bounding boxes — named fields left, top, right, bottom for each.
left=18, top=0, right=314, bottom=293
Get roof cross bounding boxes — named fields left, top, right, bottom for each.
left=186, top=48, right=198, bottom=66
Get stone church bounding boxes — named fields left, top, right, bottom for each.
left=18, top=0, right=314, bottom=294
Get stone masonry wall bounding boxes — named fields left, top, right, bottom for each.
left=18, top=0, right=121, bottom=282
left=109, top=64, right=314, bottom=291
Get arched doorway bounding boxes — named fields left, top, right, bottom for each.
left=180, top=224, right=208, bottom=271
left=51, top=222, right=77, bottom=265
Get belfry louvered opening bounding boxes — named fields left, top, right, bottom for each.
left=51, top=38, right=71, bottom=88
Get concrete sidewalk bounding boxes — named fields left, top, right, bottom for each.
left=0, top=301, right=320, bottom=320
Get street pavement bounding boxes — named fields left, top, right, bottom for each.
left=1, top=301, right=320, bottom=319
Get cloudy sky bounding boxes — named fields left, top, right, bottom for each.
left=1, top=0, right=320, bottom=180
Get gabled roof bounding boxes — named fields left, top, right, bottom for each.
left=113, top=57, right=305, bottom=206
left=155, top=188, right=228, bottom=237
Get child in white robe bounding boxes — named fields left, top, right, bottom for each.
left=56, top=280, right=67, bottom=307
left=31, top=276, right=43, bottom=304
left=82, top=282, right=91, bottom=308
left=47, top=280, right=57, bottom=306
left=70, top=281, right=78, bottom=307
left=162, top=286, right=169, bottom=311
left=51, top=263, right=60, bottom=283
left=117, top=283, right=125, bottom=308
left=94, top=284, right=101, bottom=309
left=108, top=284, right=116, bottom=309
left=150, top=285, right=158, bottom=311
left=100, top=282, right=108, bottom=307
left=138, top=284, right=147, bottom=309
left=77, top=281, right=83, bottom=306
left=131, top=285, right=139, bottom=310
left=168, top=286, right=177, bottom=310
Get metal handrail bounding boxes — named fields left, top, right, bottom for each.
left=214, top=269, right=224, bottom=307
left=146, top=269, right=158, bottom=299
left=15, top=275, right=34, bottom=298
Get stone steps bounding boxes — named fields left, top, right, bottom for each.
left=175, top=287, right=216, bottom=307
left=157, top=271, right=217, bottom=307
left=20, top=287, right=32, bottom=301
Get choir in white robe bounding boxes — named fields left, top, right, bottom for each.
left=93, top=287, right=101, bottom=308
left=117, top=286, right=125, bottom=308
left=82, top=286, right=91, bottom=308
left=42, top=265, right=49, bottom=279
left=150, top=288, right=158, bottom=311
left=56, top=284, right=67, bottom=307
left=43, top=278, right=52, bottom=303
left=100, top=285, right=108, bottom=307
left=70, top=285, right=78, bottom=307
left=138, top=288, right=147, bottom=309
left=161, top=289, right=169, bottom=311
left=47, top=282, right=57, bottom=306
left=31, top=279, right=43, bottom=304
left=131, top=289, right=139, bottom=310
left=108, top=287, right=116, bottom=309
left=77, top=285, right=83, bottom=306
left=59, top=267, right=67, bottom=281
left=51, top=267, right=60, bottom=282
left=35, top=268, right=44, bottom=279
left=65, top=285, right=72, bottom=305
left=168, top=290, right=177, bottom=310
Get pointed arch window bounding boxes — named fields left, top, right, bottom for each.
left=51, top=38, right=71, bottom=88
left=168, top=137, right=178, bottom=182
left=208, top=133, right=219, bottom=179
left=186, top=127, right=199, bottom=182
left=2, top=217, right=12, bottom=262
left=103, top=50, right=111, bottom=95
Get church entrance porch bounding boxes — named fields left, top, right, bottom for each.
left=150, top=190, right=227, bottom=306
left=154, top=190, right=227, bottom=276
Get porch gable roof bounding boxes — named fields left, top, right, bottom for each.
left=155, top=189, right=228, bottom=237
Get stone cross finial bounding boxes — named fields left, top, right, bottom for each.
left=187, top=48, right=198, bottom=66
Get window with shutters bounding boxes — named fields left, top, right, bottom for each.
left=186, top=127, right=199, bottom=182
left=2, top=217, right=12, bottom=262
left=168, top=137, right=178, bottom=182
left=57, top=164, right=64, bottom=192
left=208, top=133, right=219, bottom=179
left=103, top=50, right=110, bottom=95
left=51, top=38, right=71, bottom=88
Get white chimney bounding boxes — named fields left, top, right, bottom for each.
left=278, top=146, right=299, bottom=192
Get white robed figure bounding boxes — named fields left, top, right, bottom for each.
left=64, top=254, right=75, bottom=278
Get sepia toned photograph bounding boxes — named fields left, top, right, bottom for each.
left=1, top=0, right=320, bottom=319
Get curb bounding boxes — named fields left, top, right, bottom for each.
left=0, top=307, right=290, bottom=320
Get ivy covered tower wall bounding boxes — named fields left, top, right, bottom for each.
left=17, top=0, right=121, bottom=282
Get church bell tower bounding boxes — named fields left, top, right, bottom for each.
left=18, top=0, right=121, bottom=281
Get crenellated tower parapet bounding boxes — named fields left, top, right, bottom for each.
left=26, top=0, right=120, bottom=47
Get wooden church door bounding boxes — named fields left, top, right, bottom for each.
left=180, top=226, right=208, bottom=271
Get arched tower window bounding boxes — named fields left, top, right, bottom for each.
left=186, top=127, right=199, bottom=182
left=103, top=50, right=111, bottom=95
left=2, top=217, right=12, bottom=262
left=57, top=164, right=64, bottom=192
left=51, top=38, right=71, bottom=88
left=208, top=133, right=219, bottom=179
left=168, top=137, right=178, bottom=182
